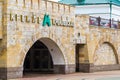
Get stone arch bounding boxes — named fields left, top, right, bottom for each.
left=39, top=38, right=65, bottom=65
left=20, top=37, right=67, bottom=75
left=104, top=42, right=119, bottom=64
left=94, top=41, right=119, bottom=65
left=21, top=37, right=66, bottom=65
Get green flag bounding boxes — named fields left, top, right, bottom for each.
left=42, top=14, right=51, bottom=27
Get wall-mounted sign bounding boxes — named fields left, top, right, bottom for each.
left=52, top=19, right=74, bottom=27
left=10, top=13, right=40, bottom=24
left=9, top=13, right=74, bottom=27
left=42, top=14, right=51, bottom=27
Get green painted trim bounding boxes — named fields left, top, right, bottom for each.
left=71, top=3, right=109, bottom=5
left=71, top=3, right=120, bottom=7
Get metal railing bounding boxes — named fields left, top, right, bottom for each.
left=89, top=16, right=120, bottom=29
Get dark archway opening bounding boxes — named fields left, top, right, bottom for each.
left=23, top=40, right=54, bottom=74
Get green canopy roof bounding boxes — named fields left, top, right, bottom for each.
left=59, top=0, right=120, bottom=6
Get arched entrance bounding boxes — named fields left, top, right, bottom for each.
left=23, top=38, right=66, bottom=75
left=24, top=40, right=53, bottom=73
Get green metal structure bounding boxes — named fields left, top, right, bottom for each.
left=59, top=0, right=120, bottom=6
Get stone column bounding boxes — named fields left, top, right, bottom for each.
left=0, top=68, right=7, bottom=79
left=79, top=63, right=94, bottom=72
left=0, top=67, right=23, bottom=79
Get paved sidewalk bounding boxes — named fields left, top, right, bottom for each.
left=19, top=71, right=120, bottom=80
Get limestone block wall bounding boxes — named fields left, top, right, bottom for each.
left=75, top=15, right=120, bottom=72
left=5, top=0, right=75, bottom=69
left=75, top=15, right=120, bottom=65
left=0, top=0, right=120, bottom=77
left=75, top=15, right=120, bottom=66
left=84, top=27, right=120, bottom=72
left=75, top=15, right=90, bottom=63
left=0, top=0, right=7, bottom=68
left=88, top=27, right=120, bottom=65
left=94, top=43, right=117, bottom=65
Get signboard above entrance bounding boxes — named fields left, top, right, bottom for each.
left=9, top=13, right=74, bottom=27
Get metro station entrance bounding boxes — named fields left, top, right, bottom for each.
left=23, top=40, right=53, bottom=74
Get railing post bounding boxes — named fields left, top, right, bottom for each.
left=109, top=19, right=111, bottom=28
left=110, top=1, right=112, bottom=28
left=111, top=18, right=114, bottom=28
left=89, top=16, right=91, bottom=25
left=97, top=16, right=101, bottom=27
left=118, top=20, right=120, bottom=29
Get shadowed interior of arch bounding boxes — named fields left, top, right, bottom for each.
left=23, top=40, right=54, bottom=75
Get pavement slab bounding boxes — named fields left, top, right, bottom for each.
left=18, top=71, right=120, bottom=80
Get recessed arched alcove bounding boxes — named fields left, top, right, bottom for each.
left=23, top=38, right=66, bottom=76
left=94, top=42, right=118, bottom=65
left=92, top=42, right=119, bottom=72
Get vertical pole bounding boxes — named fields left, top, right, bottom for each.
left=118, top=20, right=120, bottom=29
left=110, top=1, right=112, bottom=28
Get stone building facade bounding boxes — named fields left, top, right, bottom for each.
left=0, top=0, right=120, bottom=79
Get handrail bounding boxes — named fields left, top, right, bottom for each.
left=89, top=16, right=120, bottom=29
